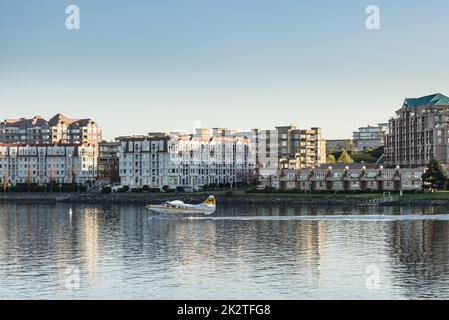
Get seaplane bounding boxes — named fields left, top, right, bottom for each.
left=146, top=195, right=216, bottom=215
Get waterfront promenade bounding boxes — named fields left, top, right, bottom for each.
left=2, top=191, right=449, bottom=206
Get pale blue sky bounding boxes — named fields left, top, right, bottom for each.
left=1, top=0, right=449, bottom=140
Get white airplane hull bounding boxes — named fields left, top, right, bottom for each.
left=146, top=195, right=216, bottom=216
left=147, top=205, right=215, bottom=215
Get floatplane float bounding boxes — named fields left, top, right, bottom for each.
left=146, top=195, right=216, bottom=216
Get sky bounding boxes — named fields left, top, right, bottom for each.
left=1, top=0, right=449, bottom=140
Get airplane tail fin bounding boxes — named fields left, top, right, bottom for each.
left=203, top=195, right=216, bottom=207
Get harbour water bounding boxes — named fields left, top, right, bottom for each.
left=1, top=202, right=449, bottom=299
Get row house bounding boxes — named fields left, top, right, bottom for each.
left=118, top=129, right=255, bottom=190
left=262, top=166, right=424, bottom=192
left=0, top=144, right=98, bottom=185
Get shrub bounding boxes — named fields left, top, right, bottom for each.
left=224, top=190, right=233, bottom=197
left=142, top=185, right=150, bottom=192
left=176, top=186, right=185, bottom=193
left=162, top=185, right=169, bottom=192
left=0, top=184, right=87, bottom=193
left=122, top=185, right=130, bottom=192
left=131, top=188, right=143, bottom=193
left=245, top=187, right=276, bottom=194
left=101, top=186, right=112, bottom=194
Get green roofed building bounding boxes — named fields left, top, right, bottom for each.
left=385, top=93, right=449, bottom=168
left=402, top=93, right=449, bottom=109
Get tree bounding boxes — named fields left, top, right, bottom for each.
left=338, top=150, right=353, bottom=164
left=350, top=153, right=376, bottom=163
left=422, top=157, right=447, bottom=190
left=2, top=164, right=8, bottom=192
left=236, top=170, right=258, bottom=185
left=368, top=146, right=384, bottom=160
left=27, top=159, right=33, bottom=191
left=49, top=164, right=57, bottom=192
left=101, top=186, right=112, bottom=194
left=72, top=161, right=78, bottom=184
left=326, top=154, right=336, bottom=163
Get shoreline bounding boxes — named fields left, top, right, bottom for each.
left=2, top=192, right=449, bottom=206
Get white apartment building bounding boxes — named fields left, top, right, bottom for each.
left=118, top=129, right=255, bottom=190
left=0, top=144, right=97, bottom=185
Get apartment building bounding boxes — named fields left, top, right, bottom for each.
left=353, top=123, right=389, bottom=151
left=261, top=166, right=423, bottom=192
left=97, top=141, right=120, bottom=185
left=276, top=125, right=326, bottom=169
left=118, top=129, right=255, bottom=190
left=0, top=143, right=97, bottom=185
left=385, top=93, right=449, bottom=168
left=118, top=133, right=170, bottom=188
left=240, top=129, right=278, bottom=176
left=0, top=114, right=102, bottom=154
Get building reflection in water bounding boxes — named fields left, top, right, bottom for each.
left=388, top=215, right=449, bottom=298
left=2, top=202, right=449, bottom=298
left=82, top=208, right=100, bottom=278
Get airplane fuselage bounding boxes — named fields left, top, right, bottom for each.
left=146, top=195, right=216, bottom=215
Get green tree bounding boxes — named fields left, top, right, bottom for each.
left=337, top=150, right=353, bottom=164
left=101, top=186, right=112, bottom=194
left=326, top=154, right=336, bottom=163
left=422, top=157, right=447, bottom=190
left=368, top=146, right=384, bottom=160
left=350, top=152, right=376, bottom=163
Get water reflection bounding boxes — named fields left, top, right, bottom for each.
left=388, top=220, right=449, bottom=299
left=1, top=203, right=449, bottom=299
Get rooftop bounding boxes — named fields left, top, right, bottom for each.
left=2, top=114, right=96, bottom=127
left=402, top=93, right=449, bottom=108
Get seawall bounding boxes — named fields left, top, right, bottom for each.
left=1, top=192, right=449, bottom=206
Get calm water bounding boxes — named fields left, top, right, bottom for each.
left=1, top=202, right=449, bottom=300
